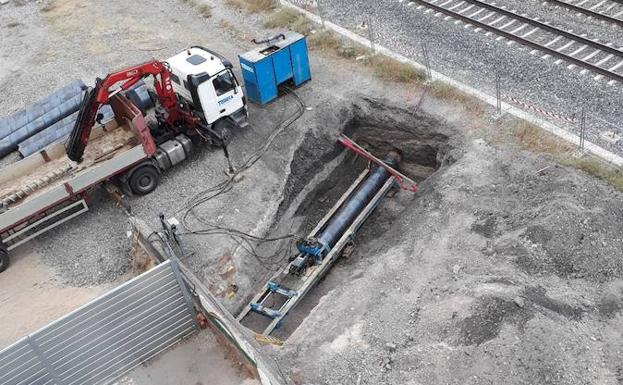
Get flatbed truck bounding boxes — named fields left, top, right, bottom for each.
left=0, top=47, right=248, bottom=273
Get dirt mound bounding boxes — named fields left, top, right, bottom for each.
left=458, top=285, right=584, bottom=346
left=479, top=162, right=623, bottom=282
left=279, top=136, right=623, bottom=385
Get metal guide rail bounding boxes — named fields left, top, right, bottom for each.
left=409, top=0, right=623, bottom=83
left=544, top=0, right=623, bottom=27
left=238, top=162, right=399, bottom=336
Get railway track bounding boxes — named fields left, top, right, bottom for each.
left=407, top=0, right=623, bottom=83
left=544, top=0, right=623, bottom=27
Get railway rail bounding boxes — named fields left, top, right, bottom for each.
left=408, top=0, right=623, bottom=83
left=544, top=0, right=623, bottom=27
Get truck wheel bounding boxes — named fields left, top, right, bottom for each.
left=128, top=164, right=160, bottom=195
left=213, top=120, right=233, bottom=146
left=0, top=247, right=9, bottom=273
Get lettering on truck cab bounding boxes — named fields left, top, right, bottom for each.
left=218, top=95, right=234, bottom=106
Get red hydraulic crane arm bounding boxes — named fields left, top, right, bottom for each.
left=66, top=60, right=187, bottom=162
left=92, top=61, right=178, bottom=109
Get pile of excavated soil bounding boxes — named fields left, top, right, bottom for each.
left=275, top=133, right=623, bottom=384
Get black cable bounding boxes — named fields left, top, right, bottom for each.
left=179, top=88, right=302, bottom=215
left=177, top=88, right=306, bottom=267
left=182, top=88, right=304, bottom=214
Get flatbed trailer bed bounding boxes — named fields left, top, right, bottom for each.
left=0, top=95, right=149, bottom=254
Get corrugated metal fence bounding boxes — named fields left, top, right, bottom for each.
left=0, top=260, right=198, bottom=385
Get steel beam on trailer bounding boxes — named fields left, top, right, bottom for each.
left=0, top=145, right=146, bottom=235
left=262, top=176, right=396, bottom=335
left=5, top=199, right=89, bottom=251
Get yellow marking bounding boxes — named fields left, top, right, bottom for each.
left=254, top=333, right=284, bottom=346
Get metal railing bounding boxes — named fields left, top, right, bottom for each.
left=0, top=260, right=197, bottom=385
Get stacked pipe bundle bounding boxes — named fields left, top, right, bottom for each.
left=125, top=80, right=154, bottom=114
left=0, top=80, right=87, bottom=158
left=17, top=105, right=114, bottom=157
left=0, top=80, right=155, bottom=160
left=18, top=80, right=154, bottom=158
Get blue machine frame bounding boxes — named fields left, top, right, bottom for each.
left=239, top=31, right=311, bottom=104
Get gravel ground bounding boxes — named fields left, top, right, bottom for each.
left=35, top=188, right=133, bottom=285
left=289, top=0, right=623, bottom=153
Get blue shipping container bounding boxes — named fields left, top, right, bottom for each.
left=239, top=31, right=311, bottom=104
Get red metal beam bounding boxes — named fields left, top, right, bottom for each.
left=338, top=134, right=418, bottom=193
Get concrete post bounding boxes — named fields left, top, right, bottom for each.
left=317, top=0, right=326, bottom=29
left=367, top=17, right=376, bottom=53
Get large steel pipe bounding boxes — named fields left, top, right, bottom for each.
left=0, top=80, right=86, bottom=140
left=17, top=105, right=113, bottom=157
left=317, top=151, right=401, bottom=251
left=0, top=85, right=86, bottom=158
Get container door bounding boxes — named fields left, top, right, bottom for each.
left=240, top=58, right=261, bottom=103
left=273, top=49, right=293, bottom=84
left=290, top=38, right=311, bottom=86
left=197, top=80, right=220, bottom=124
left=254, top=57, right=278, bottom=104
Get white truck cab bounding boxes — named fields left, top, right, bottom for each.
left=166, top=46, right=248, bottom=131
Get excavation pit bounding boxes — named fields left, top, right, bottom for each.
left=238, top=98, right=460, bottom=339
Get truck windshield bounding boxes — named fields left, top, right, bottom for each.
left=213, top=71, right=236, bottom=96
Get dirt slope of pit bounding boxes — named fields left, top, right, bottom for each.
left=238, top=97, right=462, bottom=337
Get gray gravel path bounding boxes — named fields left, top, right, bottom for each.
left=291, top=0, right=623, bottom=153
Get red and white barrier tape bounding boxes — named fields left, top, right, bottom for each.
left=503, top=94, right=577, bottom=124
